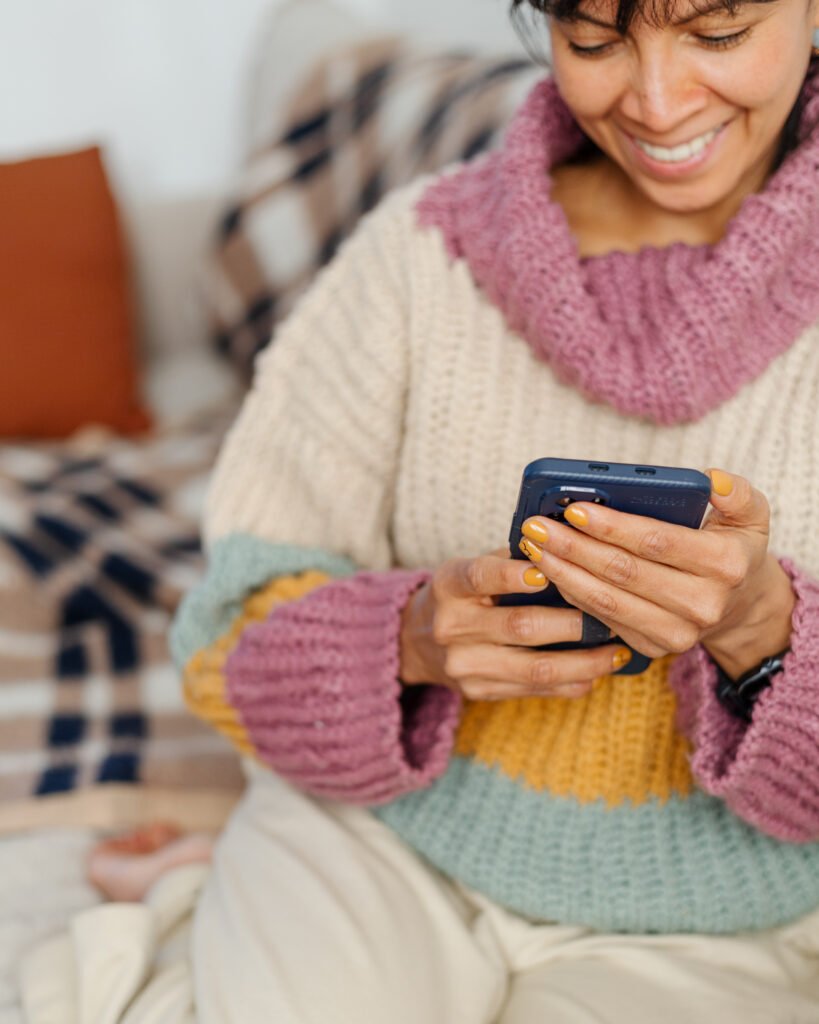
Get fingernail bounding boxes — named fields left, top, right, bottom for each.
left=523, top=567, right=547, bottom=588
left=564, top=505, right=589, bottom=527
left=519, top=538, right=543, bottom=561
left=612, top=647, right=633, bottom=670
left=710, top=470, right=733, bottom=497
left=522, top=519, right=549, bottom=543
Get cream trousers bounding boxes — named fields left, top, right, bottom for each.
left=193, top=766, right=819, bottom=1024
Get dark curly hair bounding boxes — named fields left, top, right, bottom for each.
left=508, top=0, right=818, bottom=168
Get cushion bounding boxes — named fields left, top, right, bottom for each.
left=0, top=146, right=151, bottom=439
left=205, top=31, right=540, bottom=381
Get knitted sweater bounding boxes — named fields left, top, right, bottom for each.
left=172, top=74, right=819, bottom=935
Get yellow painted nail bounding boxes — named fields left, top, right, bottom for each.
left=612, top=647, right=633, bottom=670
left=522, top=519, right=549, bottom=543
left=710, top=469, right=733, bottom=497
left=564, top=505, right=589, bottom=527
left=523, top=567, right=548, bottom=588
left=519, top=538, right=543, bottom=561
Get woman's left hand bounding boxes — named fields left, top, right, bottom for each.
left=518, top=469, right=796, bottom=679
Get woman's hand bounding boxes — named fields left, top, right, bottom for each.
left=515, top=469, right=795, bottom=680
left=399, top=551, right=632, bottom=700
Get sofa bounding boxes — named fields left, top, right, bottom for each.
left=0, top=1, right=539, bottom=1015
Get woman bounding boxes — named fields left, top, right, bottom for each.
left=171, top=0, right=819, bottom=1019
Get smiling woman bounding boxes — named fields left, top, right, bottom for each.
left=164, top=0, right=819, bottom=1018
left=513, top=0, right=819, bottom=250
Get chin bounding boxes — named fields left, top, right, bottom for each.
left=636, top=177, right=742, bottom=217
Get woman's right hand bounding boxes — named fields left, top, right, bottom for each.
left=399, top=549, right=632, bottom=701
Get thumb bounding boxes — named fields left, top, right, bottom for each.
left=705, top=468, right=770, bottom=532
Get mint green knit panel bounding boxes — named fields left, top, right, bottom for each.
left=374, top=756, right=819, bottom=934
left=170, top=533, right=356, bottom=668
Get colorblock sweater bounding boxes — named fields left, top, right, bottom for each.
left=172, top=72, right=819, bottom=935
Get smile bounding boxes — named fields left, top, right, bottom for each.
left=632, top=124, right=726, bottom=164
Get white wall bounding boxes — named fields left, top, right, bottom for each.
left=0, top=0, right=525, bottom=370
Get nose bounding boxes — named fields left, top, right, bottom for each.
left=620, top=47, right=705, bottom=135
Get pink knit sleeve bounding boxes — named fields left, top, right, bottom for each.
left=224, top=568, right=461, bottom=805
left=669, top=558, right=819, bottom=842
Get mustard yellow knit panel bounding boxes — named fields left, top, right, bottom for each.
left=454, top=655, right=694, bottom=807
left=182, top=571, right=332, bottom=754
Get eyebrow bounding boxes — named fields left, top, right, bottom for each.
left=570, top=0, right=748, bottom=29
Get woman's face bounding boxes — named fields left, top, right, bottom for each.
left=549, top=0, right=819, bottom=213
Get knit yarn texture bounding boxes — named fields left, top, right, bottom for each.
left=173, top=76, right=819, bottom=934
left=417, top=66, right=819, bottom=424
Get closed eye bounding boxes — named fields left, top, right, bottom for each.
left=568, top=41, right=616, bottom=57
left=696, top=27, right=750, bottom=48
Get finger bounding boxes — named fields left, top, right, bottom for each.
left=518, top=540, right=699, bottom=657
left=519, top=518, right=715, bottom=623
left=444, top=552, right=551, bottom=601
left=474, top=680, right=596, bottom=701
left=450, top=641, right=632, bottom=700
left=705, top=469, right=770, bottom=535
left=522, top=499, right=728, bottom=580
left=459, top=602, right=586, bottom=647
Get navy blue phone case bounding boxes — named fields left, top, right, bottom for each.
left=500, top=458, right=712, bottom=676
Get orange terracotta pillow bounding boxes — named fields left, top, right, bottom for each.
left=0, top=147, right=151, bottom=438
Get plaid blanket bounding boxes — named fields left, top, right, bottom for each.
left=207, top=37, right=539, bottom=379
left=0, top=413, right=244, bottom=803
left=0, top=37, right=537, bottom=808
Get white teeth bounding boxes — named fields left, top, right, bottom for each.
left=634, top=126, right=721, bottom=163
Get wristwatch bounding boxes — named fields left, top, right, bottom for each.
left=714, top=648, right=790, bottom=723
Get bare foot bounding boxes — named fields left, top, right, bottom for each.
left=86, top=822, right=214, bottom=902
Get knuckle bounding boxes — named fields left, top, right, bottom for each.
left=529, top=656, right=556, bottom=690
left=756, top=488, right=771, bottom=521
left=638, top=528, right=672, bottom=560
left=585, top=588, right=619, bottom=618
left=736, top=477, right=754, bottom=508
left=560, top=532, right=577, bottom=560
left=665, top=624, right=700, bottom=654
left=505, top=606, right=539, bottom=643
left=603, top=551, right=638, bottom=586
left=430, top=570, right=449, bottom=603
left=443, top=647, right=468, bottom=681
left=465, top=558, right=489, bottom=595
left=632, top=638, right=666, bottom=660
left=691, top=592, right=727, bottom=629
left=461, top=680, right=492, bottom=701
left=432, top=609, right=456, bottom=647
left=719, top=552, right=748, bottom=590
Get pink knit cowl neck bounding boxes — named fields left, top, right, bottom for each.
left=417, top=67, right=819, bottom=425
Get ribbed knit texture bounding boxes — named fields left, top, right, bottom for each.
left=417, top=69, right=819, bottom=424
left=670, top=559, right=819, bottom=843
left=176, top=82, right=819, bottom=930
left=224, top=569, right=460, bottom=803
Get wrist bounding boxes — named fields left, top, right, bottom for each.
left=704, top=556, right=795, bottom=679
left=399, top=583, right=436, bottom=686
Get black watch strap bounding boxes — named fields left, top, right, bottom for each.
left=714, top=648, right=790, bottom=723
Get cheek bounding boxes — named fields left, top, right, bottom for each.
left=551, top=54, right=622, bottom=120
left=699, top=51, right=803, bottom=113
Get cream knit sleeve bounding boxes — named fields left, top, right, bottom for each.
left=172, top=184, right=461, bottom=804
left=204, top=188, right=415, bottom=564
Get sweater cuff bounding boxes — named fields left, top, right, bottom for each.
left=669, top=557, right=819, bottom=842
left=225, top=569, right=461, bottom=805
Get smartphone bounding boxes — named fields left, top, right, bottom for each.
left=500, top=458, right=712, bottom=676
